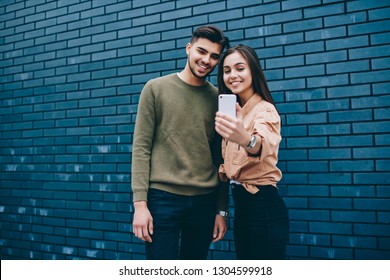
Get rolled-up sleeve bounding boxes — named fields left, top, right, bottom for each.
left=252, top=106, right=282, bottom=162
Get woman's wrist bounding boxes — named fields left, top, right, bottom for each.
left=240, top=133, right=252, bottom=148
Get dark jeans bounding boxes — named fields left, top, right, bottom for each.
left=232, top=184, right=289, bottom=260
left=145, top=188, right=217, bottom=260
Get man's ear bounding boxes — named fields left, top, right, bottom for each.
left=185, top=43, right=191, bottom=55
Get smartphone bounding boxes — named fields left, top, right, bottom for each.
left=218, top=94, right=236, bottom=118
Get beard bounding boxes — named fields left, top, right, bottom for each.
left=187, top=56, right=214, bottom=80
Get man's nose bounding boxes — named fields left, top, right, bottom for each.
left=201, top=54, right=211, bottom=64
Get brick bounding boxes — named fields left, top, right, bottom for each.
left=310, top=222, right=352, bottom=235
left=306, top=26, right=346, bottom=41
left=309, top=148, right=351, bottom=160
left=378, top=212, right=390, bottom=224
left=287, top=137, right=327, bottom=148
left=354, top=223, right=390, bottom=237
left=265, top=33, right=303, bottom=47
left=287, top=161, right=328, bottom=172
left=376, top=160, right=390, bottom=171
left=286, top=64, right=325, bottom=78
left=309, top=123, right=350, bottom=135
left=334, top=235, right=377, bottom=248
left=279, top=173, right=307, bottom=186
left=282, top=0, right=321, bottom=11
left=376, top=134, right=390, bottom=146
left=309, top=173, right=352, bottom=185
left=270, top=78, right=306, bottom=91
left=308, top=99, right=349, bottom=112
left=329, top=109, right=373, bottom=123
left=330, top=136, right=373, bottom=148
left=327, top=60, right=370, bottom=74
left=81, top=43, right=105, bottom=55
left=348, top=1, right=390, bottom=12
left=354, top=173, right=390, bottom=185
left=304, top=3, right=345, bottom=19
left=307, top=74, right=349, bottom=88
left=372, top=57, right=390, bottom=70
left=285, top=89, right=326, bottom=101
left=245, top=24, right=282, bottom=38
left=265, top=10, right=302, bottom=24
left=326, top=35, right=369, bottom=51
left=369, top=7, right=390, bottom=21
left=374, top=109, right=390, bottom=120
left=278, top=102, right=306, bottom=114
left=284, top=197, right=308, bottom=208
left=355, top=249, right=390, bottom=260
left=332, top=211, right=376, bottom=223
left=349, top=20, right=390, bottom=36
left=331, top=186, right=375, bottom=197
left=290, top=209, right=330, bottom=221
left=371, top=32, right=390, bottom=45
left=287, top=112, right=327, bottom=125
left=286, top=244, right=309, bottom=257
left=243, top=4, right=278, bottom=18
left=328, top=85, right=371, bottom=98
left=353, top=120, right=390, bottom=133
left=310, top=247, right=353, bottom=259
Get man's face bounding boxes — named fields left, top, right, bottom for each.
left=186, top=38, right=223, bottom=80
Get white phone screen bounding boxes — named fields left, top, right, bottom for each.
left=218, top=94, right=237, bottom=118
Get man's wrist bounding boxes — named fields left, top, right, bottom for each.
left=134, top=200, right=147, bottom=208
left=217, top=210, right=229, bottom=218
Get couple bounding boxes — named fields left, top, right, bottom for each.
left=131, top=25, right=289, bottom=260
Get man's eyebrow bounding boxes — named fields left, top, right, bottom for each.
left=197, top=47, right=220, bottom=58
left=197, top=47, right=208, bottom=52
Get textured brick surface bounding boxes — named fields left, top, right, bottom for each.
left=1, top=0, right=389, bottom=260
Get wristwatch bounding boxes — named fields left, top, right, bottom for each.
left=246, top=134, right=257, bottom=149
left=218, top=210, right=229, bottom=218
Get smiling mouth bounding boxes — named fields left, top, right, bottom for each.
left=230, top=81, right=241, bottom=86
left=197, top=63, right=209, bottom=71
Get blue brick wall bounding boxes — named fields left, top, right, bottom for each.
left=1, top=0, right=389, bottom=260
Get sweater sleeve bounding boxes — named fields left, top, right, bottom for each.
left=131, top=81, right=156, bottom=202
left=210, top=132, right=229, bottom=211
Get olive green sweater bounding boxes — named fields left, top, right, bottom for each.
left=131, top=73, right=228, bottom=210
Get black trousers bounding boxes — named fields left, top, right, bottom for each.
left=145, top=188, right=216, bottom=260
left=232, top=184, right=289, bottom=260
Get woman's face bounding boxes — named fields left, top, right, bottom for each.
left=222, top=51, right=254, bottom=98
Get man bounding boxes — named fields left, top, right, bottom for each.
left=131, top=25, right=230, bottom=260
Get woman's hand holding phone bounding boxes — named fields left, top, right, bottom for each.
left=216, top=98, right=251, bottom=147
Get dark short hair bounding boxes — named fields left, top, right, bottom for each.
left=190, top=25, right=230, bottom=51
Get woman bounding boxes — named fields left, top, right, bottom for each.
left=215, top=44, right=289, bottom=260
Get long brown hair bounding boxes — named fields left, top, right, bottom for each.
left=217, top=44, right=276, bottom=106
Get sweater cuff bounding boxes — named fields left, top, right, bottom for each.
left=132, top=191, right=148, bottom=202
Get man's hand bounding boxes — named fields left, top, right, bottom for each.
left=132, top=201, right=153, bottom=243
left=212, top=214, right=227, bottom=242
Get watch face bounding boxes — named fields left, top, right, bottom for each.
left=248, top=135, right=256, bottom=148
left=219, top=211, right=229, bottom=217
